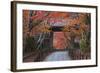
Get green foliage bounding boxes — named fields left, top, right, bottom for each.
left=25, top=36, right=36, bottom=52
left=79, top=14, right=91, bottom=53
left=80, top=39, right=87, bottom=53
left=82, top=14, right=91, bottom=25
left=80, top=31, right=90, bottom=53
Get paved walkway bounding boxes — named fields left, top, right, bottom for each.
left=44, top=51, right=71, bottom=61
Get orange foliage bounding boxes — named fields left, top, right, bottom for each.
left=63, top=13, right=90, bottom=38
left=48, top=12, right=70, bottom=19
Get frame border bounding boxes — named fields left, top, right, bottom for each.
left=11, top=1, right=98, bottom=72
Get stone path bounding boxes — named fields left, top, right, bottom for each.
left=44, top=51, right=71, bottom=61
